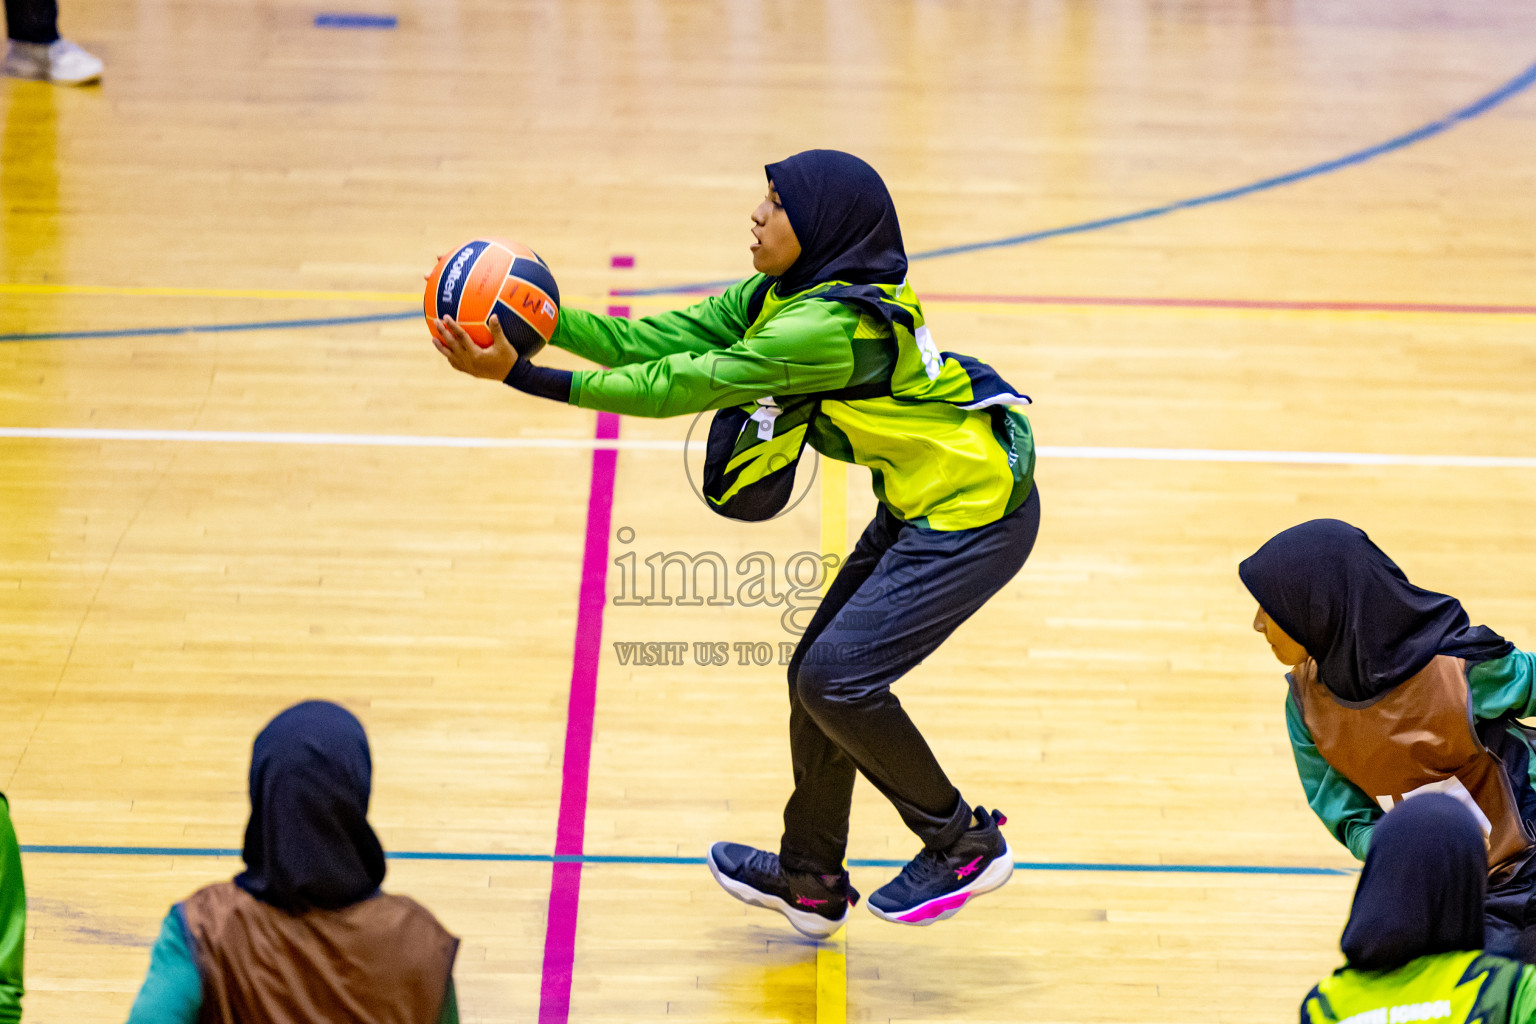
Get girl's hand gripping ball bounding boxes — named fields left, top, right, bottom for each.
left=431, top=314, right=517, bottom=381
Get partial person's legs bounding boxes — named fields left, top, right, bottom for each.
left=4, top=0, right=59, bottom=44
left=789, top=487, right=1040, bottom=855
left=4, top=0, right=102, bottom=85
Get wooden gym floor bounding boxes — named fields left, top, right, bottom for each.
left=3, top=1, right=1536, bottom=1021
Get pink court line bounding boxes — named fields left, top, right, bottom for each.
left=538, top=410, right=621, bottom=1024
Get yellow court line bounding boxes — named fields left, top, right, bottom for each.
left=0, top=282, right=421, bottom=302
left=820, top=459, right=848, bottom=595
left=816, top=925, right=849, bottom=1024
left=816, top=458, right=850, bottom=1024
left=0, top=283, right=627, bottom=308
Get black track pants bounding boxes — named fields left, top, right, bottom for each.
left=4, top=0, right=58, bottom=44
left=778, top=486, right=1041, bottom=875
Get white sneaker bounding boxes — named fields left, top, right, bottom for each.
left=3, top=39, right=103, bottom=85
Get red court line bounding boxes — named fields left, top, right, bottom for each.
left=624, top=286, right=1536, bottom=316
left=537, top=410, right=621, bottom=1024
left=920, top=293, right=1536, bottom=315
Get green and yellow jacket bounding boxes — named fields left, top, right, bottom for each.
left=0, top=795, right=23, bottom=1024
left=550, top=275, right=1034, bottom=531
left=1302, top=950, right=1536, bottom=1024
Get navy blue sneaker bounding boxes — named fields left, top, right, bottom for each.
left=867, top=807, right=1012, bottom=925
left=707, top=842, right=858, bottom=939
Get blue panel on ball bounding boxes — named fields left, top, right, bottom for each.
left=510, top=257, right=561, bottom=307
left=436, top=240, right=490, bottom=320
left=492, top=301, right=549, bottom=359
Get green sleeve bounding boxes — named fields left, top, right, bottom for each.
left=1469, top=650, right=1536, bottom=721
left=1286, top=692, right=1381, bottom=861
left=1512, top=964, right=1536, bottom=1022
left=549, top=277, right=760, bottom=368
left=125, top=908, right=202, bottom=1024
left=568, top=297, right=861, bottom=418
left=438, top=976, right=459, bottom=1024
left=0, top=797, right=23, bottom=1024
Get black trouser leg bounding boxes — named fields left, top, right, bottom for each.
left=779, top=487, right=1041, bottom=875
left=779, top=509, right=903, bottom=874
left=4, top=0, right=60, bottom=44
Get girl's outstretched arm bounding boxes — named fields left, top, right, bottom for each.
left=1286, top=693, right=1381, bottom=861
left=566, top=297, right=862, bottom=418
left=549, top=278, right=761, bottom=368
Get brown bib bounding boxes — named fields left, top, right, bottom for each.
left=181, top=882, right=457, bottom=1024
left=1290, top=654, right=1533, bottom=878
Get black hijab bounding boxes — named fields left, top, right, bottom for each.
left=1340, top=793, right=1486, bottom=971
left=234, top=701, right=387, bottom=913
left=764, top=150, right=907, bottom=296
left=1239, top=519, right=1511, bottom=703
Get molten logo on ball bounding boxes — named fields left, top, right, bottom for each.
left=440, top=244, right=478, bottom=306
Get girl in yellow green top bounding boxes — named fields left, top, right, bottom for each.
left=433, top=150, right=1038, bottom=934
left=1302, top=793, right=1536, bottom=1024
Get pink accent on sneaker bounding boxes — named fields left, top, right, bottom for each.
left=897, top=891, right=972, bottom=923
left=955, top=855, right=984, bottom=879
left=795, top=896, right=828, bottom=907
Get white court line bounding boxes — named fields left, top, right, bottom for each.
left=0, top=427, right=682, bottom=451
left=0, top=427, right=1533, bottom=468
left=1039, top=445, right=1536, bottom=468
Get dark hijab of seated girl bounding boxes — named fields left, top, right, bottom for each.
left=125, top=700, right=459, bottom=1024
left=1301, top=796, right=1536, bottom=1024
left=1239, top=518, right=1511, bottom=702
left=236, top=699, right=387, bottom=911
left=1344, top=792, right=1487, bottom=972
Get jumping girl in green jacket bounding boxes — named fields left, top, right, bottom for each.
left=433, top=150, right=1038, bottom=934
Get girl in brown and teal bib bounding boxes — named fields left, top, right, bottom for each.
left=1241, top=519, right=1536, bottom=960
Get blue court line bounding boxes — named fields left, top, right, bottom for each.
left=616, top=56, right=1536, bottom=298
left=18, top=844, right=1351, bottom=876
left=0, top=310, right=417, bottom=343
left=314, top=13, right=397, bottom=29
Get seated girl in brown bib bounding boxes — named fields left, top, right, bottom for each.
left=1241, top=519, right=1536, bottom=961
left=125, top=701, right=460, bottom=1024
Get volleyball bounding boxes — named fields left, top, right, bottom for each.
left=425, top=238, right=560, bottom=357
